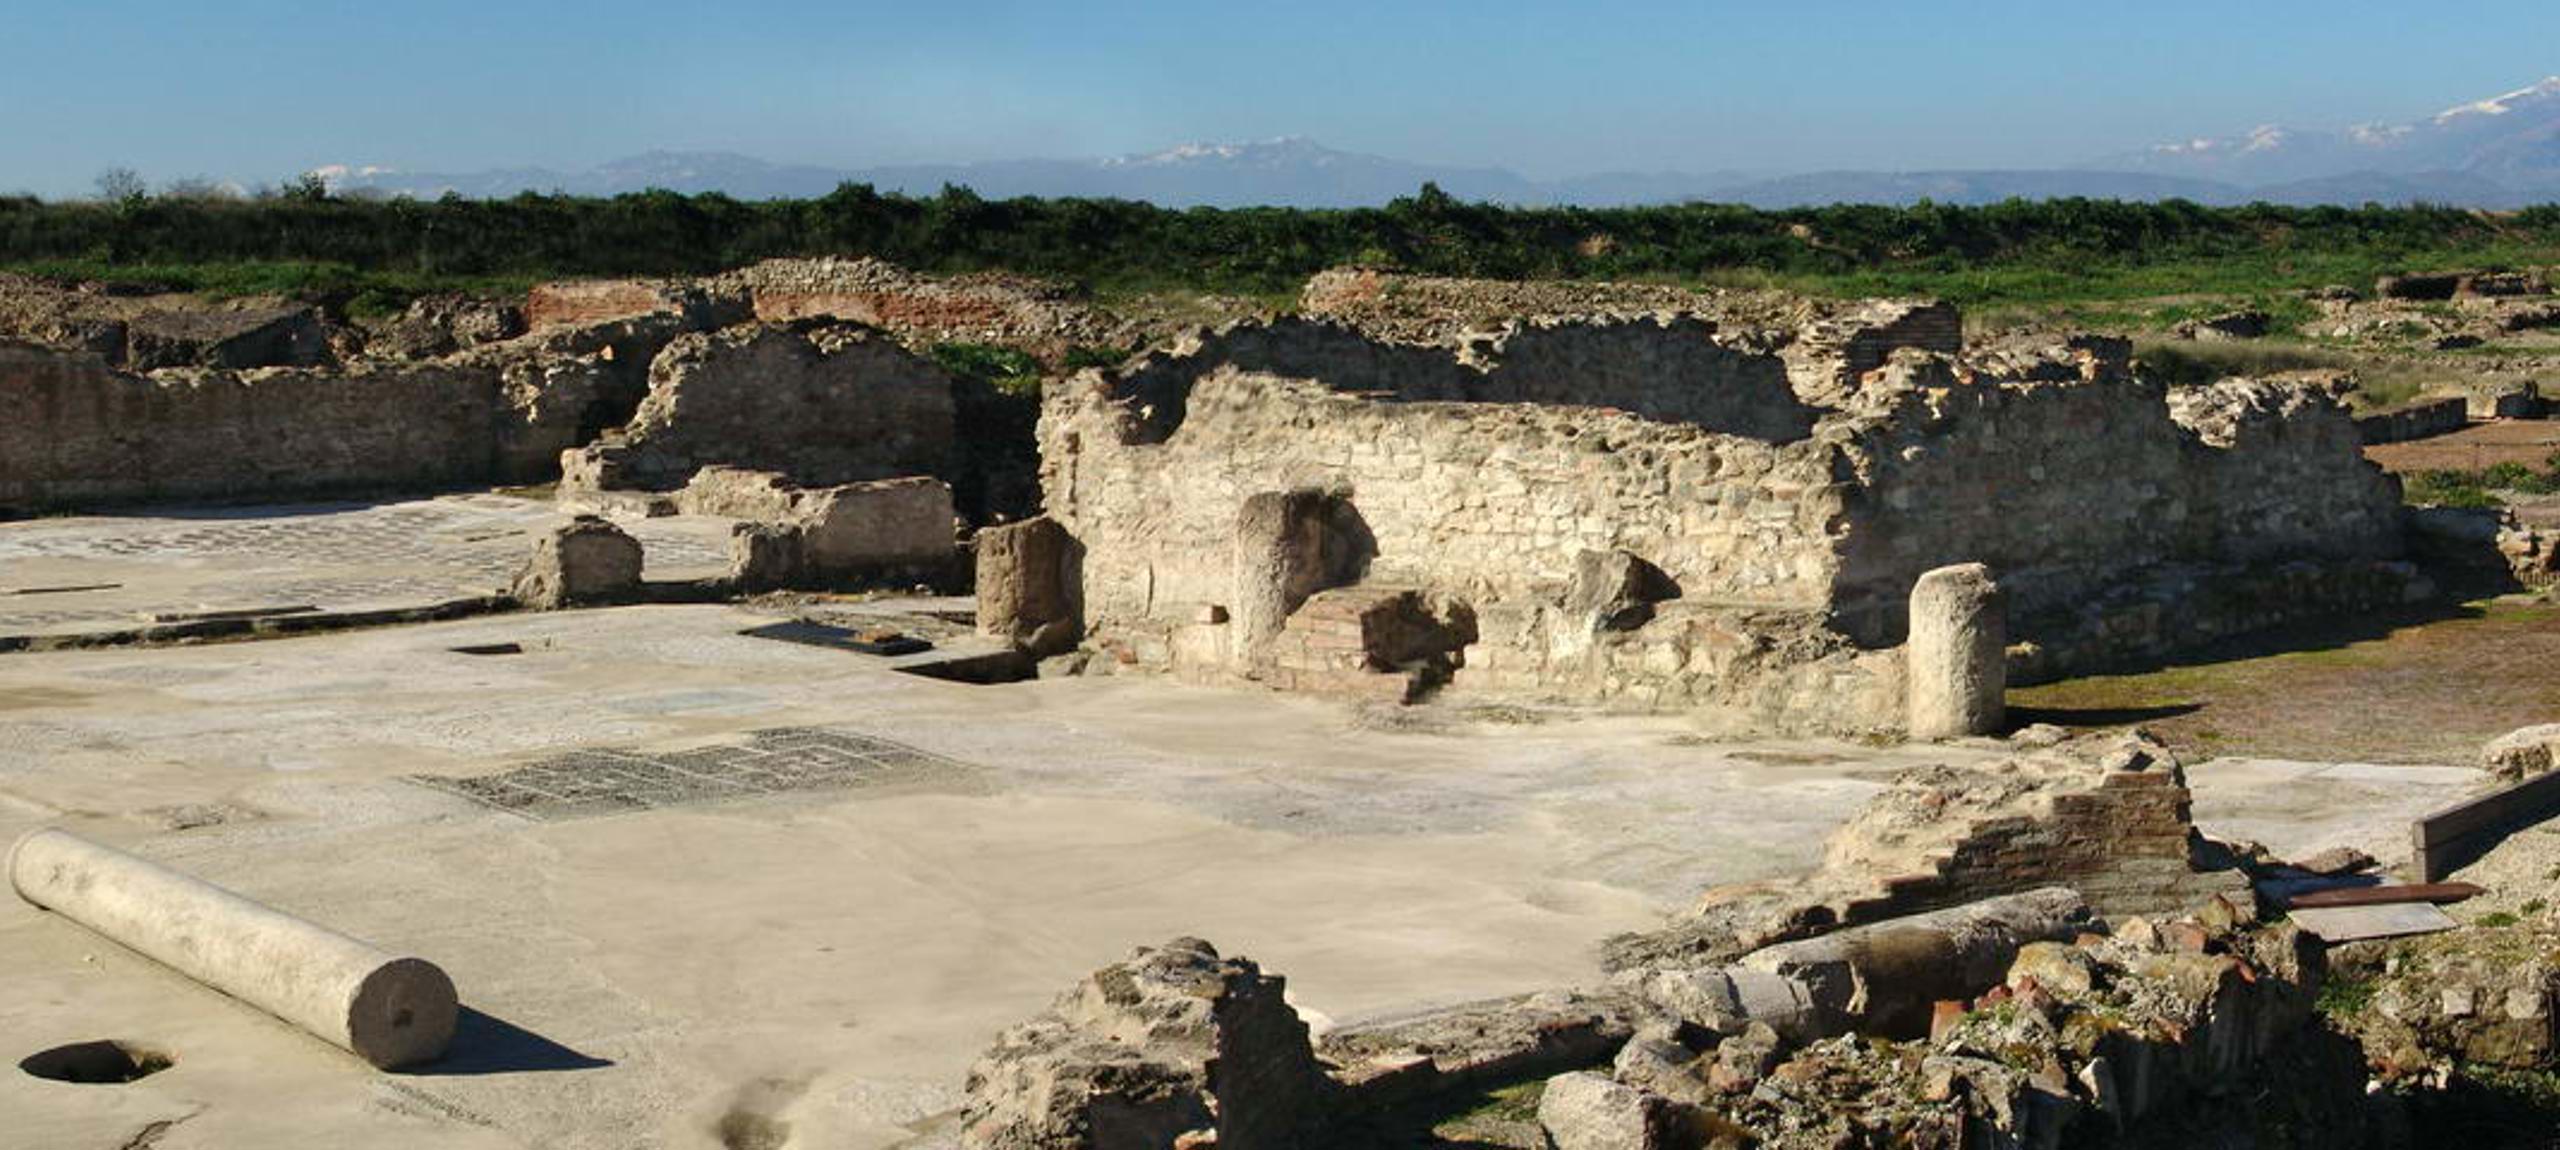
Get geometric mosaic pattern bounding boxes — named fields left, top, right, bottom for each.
left=406, top=726, right=970, bottom=821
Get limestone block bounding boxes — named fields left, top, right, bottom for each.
left=977, top=516, right=1077, bottom=653
left=795, top=476, right=954, bottom=577
left=511, top=515, right=643, bottom=608
left=1609, top=1023, right=1714, bottom=1107
left=1569, top=549, right=1680, bottom=631
left=1537, top=1071, right=1688, bottom=1150
left=727, top=521, right=806, bottom=591
left=1907, top=563, right=2006, bottom=738
left=2482, top=723, right=2560, bottom=781
left=10, top=828, right=456, bottom=1069
left=959, top=938, right=1330, bottom=1150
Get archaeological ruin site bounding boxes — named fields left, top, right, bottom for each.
left=7, top=256, right=2560, bottom=1150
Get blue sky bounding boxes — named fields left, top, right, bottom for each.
left=6, top=0, right=2555, bottom=196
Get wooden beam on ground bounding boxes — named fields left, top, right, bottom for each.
left=2413, top=770, right=2560, bottom=882
left=2285, top=882, right=2483, bottom=909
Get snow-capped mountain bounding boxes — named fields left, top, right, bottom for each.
left=2096, top=76, right=2560, bottom=198
left=310, top=77, right=2560, bottom=209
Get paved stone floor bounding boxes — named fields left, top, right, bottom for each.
left=0, top=601, right=2489, bottom=1149
left=0, top=494, right=736, bottom=638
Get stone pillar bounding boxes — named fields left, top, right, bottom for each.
left=1230, top=491, right=1332, bottom=665
left=511, top=514, right=644, bottom=609
left=10, top=828, right=458, bottom=1069
left=1906, top=562, right=2006, bottom=738
left=976, top=516, right=1076, bottom=655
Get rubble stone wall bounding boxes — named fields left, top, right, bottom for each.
left=1104, top=316, right=1819, bottom=441
left=0, top=343, right=534, bottom=513
left=559, top=321, right=956, bottom=495
left=1829, top=371, right=2403, bottom=642
left=1044, top=314, right=2405, bottom=729
left=1044, top=364, right=1858, bottom=715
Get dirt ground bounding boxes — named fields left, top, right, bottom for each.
left=2365, top=420, right=2560, bottom=473
left=2011, top=597, right=2560, bottom=764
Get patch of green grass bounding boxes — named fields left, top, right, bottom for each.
left=2316, top=971, right=2377, bottom=1018
left=929, top=342, right=1043, bottom=395
left=2402, top=455, right=2560, bottom=508
left=3, top=259, right=541, bottom=317
left=1440, top=1079, right=1544, bottom=1129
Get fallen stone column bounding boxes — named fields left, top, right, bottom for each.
left=1906, top=562, right=2006, bottom=738
left=9, top=828, right=458, bottom=1069
left=1736, top=886, right=2095, bottom=1039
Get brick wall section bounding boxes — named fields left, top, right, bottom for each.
left=1853, top=766, right=2246, bottom=923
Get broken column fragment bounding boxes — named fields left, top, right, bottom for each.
left=960, top=937, right=1331, bottom=1150
left=1906, top=562, right=2006, bottom=738
left=976, top=516, right=1078, bottom=655
left=511, top=515, right=644, bottom=608
left=1734, top=886, right=2096, bottom=1040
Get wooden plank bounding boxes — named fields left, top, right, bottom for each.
left=2414, top=768, right=2560, bottom=882
left=2288, top=903, right=2459, bottom=943
left=2285, top=882, right=2482, bottom=910
left=2415, top=770, right=2560, bottom=849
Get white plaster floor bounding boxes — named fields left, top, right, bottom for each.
left=0, top=604, right=2483, bottom=1149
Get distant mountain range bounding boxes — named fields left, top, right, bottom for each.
left=317, top=76, right=2560, bottom=209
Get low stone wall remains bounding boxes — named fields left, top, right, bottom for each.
left=0, top=343, right=581, bottom=513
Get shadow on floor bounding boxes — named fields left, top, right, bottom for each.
left=402, top=1007, right=612, bottom=1076
left=2006, top=701, right=2205, bottom=729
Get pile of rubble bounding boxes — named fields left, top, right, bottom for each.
left=2308, top=269, right=2560, bottom=351
left=1299, top=266, right=1858, bottom=347
left=707, top=257, right=1131, bottom=361
left=950, top=728, right=2427, bottom=1148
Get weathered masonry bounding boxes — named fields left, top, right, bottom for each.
left=1021, top=301, right=2411, bottom=734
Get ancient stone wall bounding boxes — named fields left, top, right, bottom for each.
left=2354, top=395, right=2470, bottom=444
left=0, top=343, right=535, bottom=513
left=559, top=321, right=956, bottom=495
left=1043, top=311, right=2404, bottom=729
left=1107, top=316, right=1817, bottom=441
left=1828, top=361, right=2403, bottom=642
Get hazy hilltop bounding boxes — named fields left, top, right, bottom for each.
left=306, top=76, right=2560, bottom=209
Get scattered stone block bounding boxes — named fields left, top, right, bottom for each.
left=960, top=938, right=1330, bottom=1150
left=1569, top=549, right=1681, bottom=631
left=977, top=516, right=1077, bottom=653
left=1536, top=1071, right=1690, bottom=1150
left=511, top=515, right=643, bottom=608
left=2482, top=723, right=2560, bottom=781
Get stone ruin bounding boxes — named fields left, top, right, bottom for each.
left=0, top=260, right=2432, bottom=728
left=0, top=264, right=989, bottom=596
left=999, top=292, right=2413, bottom=735
left=955, top=733, right=2391, bottom=1149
